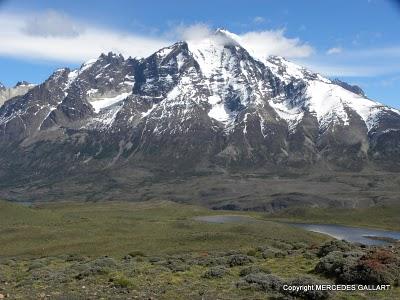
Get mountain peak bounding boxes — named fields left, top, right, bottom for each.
left=99, top=52, right=125, bottom=62
left=214, top=28, right=240, bottom=40
left=215, top=27, right=226, bottom=32
left=1, top=32, right=400, bottom=179
left=332, top=78, right=365, bottom=97
left=15, top=81, right=33, bottom=88
left=183, top=27, right=240, bottom=49
left=0, top=80, right=36, bottom=108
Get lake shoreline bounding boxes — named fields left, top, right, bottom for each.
left=193, top=215, right=400, bottom=246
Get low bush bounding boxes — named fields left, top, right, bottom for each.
left=203, top=266, right=228, bottom=278
left=227, top=254, right=254, bottom=267
left=239, top=265, right=271, bottom=277
left=237, top=273, right=283, bottom=292
left=315, top=247, right=400, bottom=285
left=317, top=240, right=353, bottom=257
left=73, top=257, right=117, bottom=279
left=28, top=261, right=46, bottom=271
left=162, top=259, right=190, bottom=272
left=246, top=249, right=257, bottom=257
left=128, top=251, right=146, bottom=257
left=110, top=273, right=135, bottom=288
left=262, top=249, right=286, bottom=259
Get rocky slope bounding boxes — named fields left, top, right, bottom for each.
left=0, top=29, right=399, bottom=205
left=0, top=81, right=35, bottom=107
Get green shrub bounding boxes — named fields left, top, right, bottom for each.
left=110, top=274, right=135, bottom=288
left=162, top=259, right=190, bottom=272
left=227, top=254, right=254, bottom=267
left=239, top=265, right=271, bottom=277
left=203, top=266, right=228, bottom=278
left=246, top=249, right=257, bottom=257
left=73, top=257, right=117, bottom=279
left=259, top=247, right=287, bottom=259
left=318, top=240, right=353, bottom=257
left=28, top=261, right=46, bottom=271
left=237, top=273, right=283, bottom=292
left=128, top=251, right=146, bottom=257
left=315, top=247, right=400, bottom=285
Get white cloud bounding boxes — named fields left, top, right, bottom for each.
left=174, top=24, right=241, bottom=49
left=174, top=23, right=212, bottom=41
left=2, top=11, right=397, bottom=80
left=0, top=12, right=315, bottom=64
left=253, top=16, right=266, bottom=24
left=297, top=60, right=400, bottom=77
left=0, top=11, right=170, bottom=63
left=379, top=75, right=400, bottom=87
left=174, top=24, right=314, bottom=59
left=351, top=46, right=400, bottom=58
left=22, top=10, right=83, bottom=37
left=300, top=44, right=400, bottom=77
left=326, top=47, right=342, bottom=55
left=238, top=29, right=314, bottom=59
left=165, top=23, right=314, bottom=59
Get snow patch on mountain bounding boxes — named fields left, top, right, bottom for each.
left=187, top=30, right=240, bottom=77
left=141, top=103, right=157, bottom=118
left=268, top=98, right=304, bottom=132
left=208, top=102, right=230, bottom=123
left=80, top=58, right=97, bottom=72
left=90, top=92, right=131, bottom=113
left=2, top=28, right=400, bottom=143
left=186, top=30, right=267, bottom=128
left=305, top=81, right=400, bottom=131
left=86, top=104, right=123, bottom=128
left=306, top=81, right=350, bottom=130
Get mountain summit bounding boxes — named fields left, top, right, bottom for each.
left=0, top=81, right=35, bottom=107
left=0, top=29, right=399, bottom=203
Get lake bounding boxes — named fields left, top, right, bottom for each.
left=288, top=223, right=400, bottom=246
left=193, top=215, right=400, bottom=246
left=193, top=215, right=259, bottom=224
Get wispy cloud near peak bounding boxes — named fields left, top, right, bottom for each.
left=252, top=16, right=266, bottom=24
left=173, top=23, right=315, bottom=59
left=1, top=10, right=398, bottom=82
left=238, top=29, right=314, bottom=58
left=0, top=13, right=316, bottom=63
left=326, top=47, right=343, bottom=55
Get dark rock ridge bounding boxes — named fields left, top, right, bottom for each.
left=0, top=29, right=399, bottom=204
left=332, top=79, right=365, bottom=97
left=0, top=81, right=35, bottom=108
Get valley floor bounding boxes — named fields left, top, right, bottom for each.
left=0, top=200, right=399, bottom=299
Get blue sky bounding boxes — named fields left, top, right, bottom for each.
left=0, top=0, right=399, bottom=108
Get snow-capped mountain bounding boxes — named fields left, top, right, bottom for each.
left=0, top=81, right=36, bottom=107
left=1, top=29, right=400, bottom=188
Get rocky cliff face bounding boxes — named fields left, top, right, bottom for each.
left=0, top=29, right=399, bottom=203
left=0, top=81, right=35, bottom=107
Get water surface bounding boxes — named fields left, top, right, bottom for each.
left=193, top=215, right=400, bottom=246
left=193, top=215, right=258, bottom=224
left=288, top=223, right=400, bottom=246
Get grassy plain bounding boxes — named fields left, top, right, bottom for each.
left=264, top=205, right=400, bottom=231
left=1, top=200, right=399, bottom=299
left=0, top=200, right=329, bottom=257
